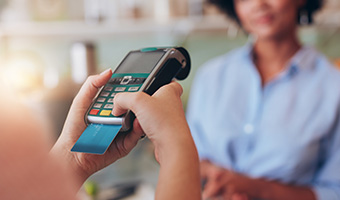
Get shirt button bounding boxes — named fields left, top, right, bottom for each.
left=244, top=124, right=254, bottom=134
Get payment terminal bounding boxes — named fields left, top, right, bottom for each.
left=71, top=47, right=190, bottom=154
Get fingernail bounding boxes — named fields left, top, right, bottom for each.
left=100, top=68, right=112, bottom=75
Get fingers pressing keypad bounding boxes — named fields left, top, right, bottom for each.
left=88, top=77, right=144, bottom=117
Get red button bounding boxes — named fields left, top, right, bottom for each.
left=89, top=109, right=99, bottom=115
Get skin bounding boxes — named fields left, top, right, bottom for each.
left=1, top=69, right=201, bottom=199
left=52, top=70, right=201, bottom=200
left=0, top=85, right=77, bottom=199
left=202, top=0, right=317, bottom=199
left=236, top=0, right=305, bottom=85
left=113, top=81, right=201, bottom=200
left=51, top=69, right=145, bottom=189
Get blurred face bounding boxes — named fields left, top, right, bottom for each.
left=234, top=0, right=305, bottom=40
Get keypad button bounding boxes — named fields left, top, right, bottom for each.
left=93, top=103, right=103, bottom=108
left=107, top=98, right=114, bottom=103
left=97, top=97, right=106, bottom=103
left=115, top=87, right=126, bottom=92
left=111, top=93, right=116, bottom=97
left=120, top=76, right=132, bottom=85
left=128, top=86, right=140, bottom=91
left=104, top=104, right=114, bottom=109
left=100, top=110, right=112, bottom=116
left=100, top=92, right=110, bottom=97
left=104, top=86, right=113, bottom=91
left=108, top=78, right=118, bottom=85
left=134, top=78, right=146, bottom=84
left=112, top=78, right=122, bottom=84
left=89, top=109, right=99, bottom=115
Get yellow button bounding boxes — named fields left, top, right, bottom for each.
left=100, top=110, right=111, bottom=116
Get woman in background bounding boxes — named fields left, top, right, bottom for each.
left=187, top=0, right=340, bottom=199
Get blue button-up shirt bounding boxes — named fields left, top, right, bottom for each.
left=186, top=45, right=340, bottom=199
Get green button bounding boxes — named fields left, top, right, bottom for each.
left=141, top=47, right=158, bottom=52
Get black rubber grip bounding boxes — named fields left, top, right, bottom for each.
left=145, top=58, right=182, bottom=95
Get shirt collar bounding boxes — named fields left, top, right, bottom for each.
left=241, top=44, right=317, bottom=78
left=289, top=46, right=317, bottom=70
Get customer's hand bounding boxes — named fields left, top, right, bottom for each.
left=201, top=160, right=250, bottom=200
left=113, top=82, right=201, bottom=200
left=51, top=69, right=144, bottom=187
left=112, top=81, right=191, bottom=162
left=52, top=72, right=200, bottom=200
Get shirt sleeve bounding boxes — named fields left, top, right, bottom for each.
left=312, top=109, right=340, bottom=200
left=186, top=67, right=211, bottom=160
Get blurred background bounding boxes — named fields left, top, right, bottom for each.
left=0, top=0, right=339, bottom=199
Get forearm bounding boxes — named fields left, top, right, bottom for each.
left=251, top=178, right=316, bottom=200
left=154, top=134, right=201, bottom=200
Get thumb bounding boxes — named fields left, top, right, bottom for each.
left=153, top=81, right=183, bottom=99
left=112, top=92, right=151, bottom=117
left=73, top=69, right=112, bottom=108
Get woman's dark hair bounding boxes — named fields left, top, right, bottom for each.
left=206, top=0, right=324, bottom=25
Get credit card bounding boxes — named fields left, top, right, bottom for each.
left=71, top=124, right=122, bottom=154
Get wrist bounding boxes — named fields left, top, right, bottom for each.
left=154, top=133, right=201, bottom=200
left=250, top=178, right=276, bottom=199
left=151, top=123, right=192, bottom=150
left=154, top=132, right=198, bottom=165
left=50, top=139, right=90, bottom=188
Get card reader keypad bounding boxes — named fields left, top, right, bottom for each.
left=108, top=77, right=146, bottom=85
left=88, top=76, right=146, bottom=117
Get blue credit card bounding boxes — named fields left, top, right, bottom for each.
left=71, top=124, right=122, bottom=154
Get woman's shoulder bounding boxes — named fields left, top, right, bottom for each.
left=306, top=46, right=340, bottom=79
left=301, top=46, right=340, bottom=96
